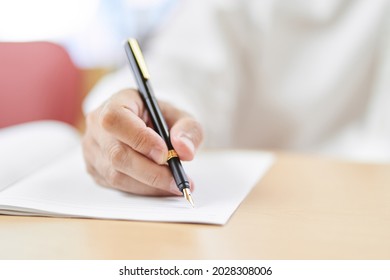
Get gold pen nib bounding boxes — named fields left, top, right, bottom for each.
left=183, top=188, right=195, bottom=208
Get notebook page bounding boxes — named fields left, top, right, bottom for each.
left=0, top=146, right=274, bottom=225
left=0, top=121, right=80, bottom=191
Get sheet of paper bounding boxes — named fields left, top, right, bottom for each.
left=0, top=121, right=80, bottom=191
left=0, top=146, right=274, bottom=225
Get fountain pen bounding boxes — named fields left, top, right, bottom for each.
left=124, top=38, right=194, bottom=207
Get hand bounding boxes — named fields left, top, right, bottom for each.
left=82, top=89, right=203, bottom=196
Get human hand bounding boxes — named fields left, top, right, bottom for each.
left=82, top=89, right=203, bottom=196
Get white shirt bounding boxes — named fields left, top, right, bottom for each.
left=84, top=0, right=390, bottom=162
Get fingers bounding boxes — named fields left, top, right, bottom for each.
left=83, top=131, right=182, bottom=196
left=103, top=141, right=181, bottom=194
left=99, top=89, right=168, bottom=164
left=160, top=101, right=204, bottom=161
left=103, top=170, right=174, bottom=196
left=170, top=117, right=203, bottom=161
left=82, top=88, right=202, bottom=197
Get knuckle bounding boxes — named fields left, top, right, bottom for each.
left=145, top=172, right=163, bottom=188
left=131, top=128, right=151, bottom=151
left=107, top=143, right=128, bottom=168
left=99, top=104, right=118, bottom=132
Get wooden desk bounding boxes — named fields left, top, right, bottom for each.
left=0, top=153, right=389, bottom=259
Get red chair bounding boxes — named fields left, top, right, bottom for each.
left=0, top=42, right=81, bottom=128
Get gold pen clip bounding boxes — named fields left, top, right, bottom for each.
left=128, top=38, right=150, bottom=80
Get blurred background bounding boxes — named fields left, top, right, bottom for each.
left=0, top=0, right=178, bottom=130
left=0, top=0, right=177, bottom=68
left=1, top=0, right=389, bottom=163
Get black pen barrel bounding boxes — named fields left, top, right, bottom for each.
left=143, top=81, right=172, bottom=148
left=143, top=82, right=190, bottom=192
left=124, top=39, right=192, bottom=199
left=168, top=157, right=190, bottom=192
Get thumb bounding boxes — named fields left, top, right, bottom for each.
left=159, top=101, right=203, bottom=161
left=170, top=117, right=203, bottom=161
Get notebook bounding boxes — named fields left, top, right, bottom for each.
left=0, top=121, right=274, bottom=225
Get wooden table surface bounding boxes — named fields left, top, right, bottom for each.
left=0, top=152, right=389, bottom=259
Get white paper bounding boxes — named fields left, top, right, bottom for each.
left=0, top=146, right=274, bottom=225
left=0, top=121, right=80, bottom=191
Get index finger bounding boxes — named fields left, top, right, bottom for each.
left=98, top=89, right=168, bottom=164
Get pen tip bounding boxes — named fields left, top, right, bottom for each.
left=183, top=188, right=195, bottom=208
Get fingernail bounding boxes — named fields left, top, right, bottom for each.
left=170, top=179, right=183, bottom=195
left=149, top=148, right=165, bottom=164
left=178, top=133, right=195, bottom=154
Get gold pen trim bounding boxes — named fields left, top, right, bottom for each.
left=167, top=149, right=179, bottom=161
left=128, top=38, right=150, bottom=80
